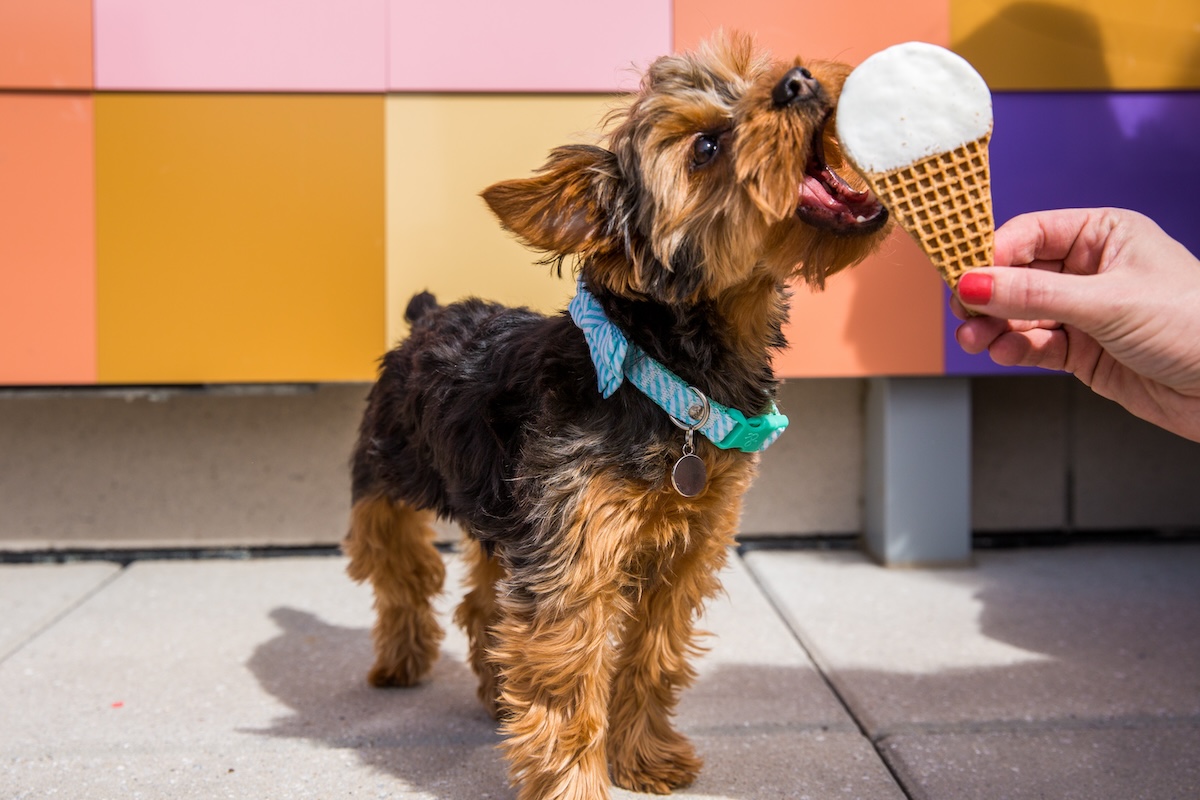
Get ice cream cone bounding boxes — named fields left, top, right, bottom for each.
left=862, top=133, right=994, bottom=289
left=833, top=42, right=995, bottom=291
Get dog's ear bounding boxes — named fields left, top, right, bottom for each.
left=482, top=145, right=619, bottom=257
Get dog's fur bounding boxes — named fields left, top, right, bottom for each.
left=344, top=33, right=889, bottom=800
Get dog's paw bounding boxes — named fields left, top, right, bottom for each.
left=609, top=734, right=702, bottom=794
left=367, top=613, right=443, bottom=688
left=367, top=655, right=433, bottom=688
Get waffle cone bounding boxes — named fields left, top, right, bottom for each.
left=863, top=134, right=994, bottom=289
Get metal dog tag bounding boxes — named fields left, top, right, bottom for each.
left=670, top=388, right=711, bottom=498
left=672, top=451, right=707, bottom=497
left=671, top=424, right=708, bottom=498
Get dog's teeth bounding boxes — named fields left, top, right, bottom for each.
left=856, top=215, right=866, bottom=223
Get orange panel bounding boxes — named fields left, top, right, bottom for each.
left=0, top=0, right=93, bottom=88
left=0, top=95, right=96, bottom=384
left=96, top=94, right=385, bottom=383
left=676, top=0, right=951, bottom=376
left=777, top=231, right=945, bottom=377
left=674, top=0, right=949, bottom=64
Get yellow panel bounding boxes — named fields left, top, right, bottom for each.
left=952, top=0, right=1200, bottom=89
left=96, top=94, right=385, bottom=383
left=386, top=94, right=618, bottom=344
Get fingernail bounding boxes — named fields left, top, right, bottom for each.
left=958, top=272, right=993, bottom=305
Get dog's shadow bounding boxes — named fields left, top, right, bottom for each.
left=243, top=606, right=840, bottom=799
left=244, top=607, right=508, bottom=797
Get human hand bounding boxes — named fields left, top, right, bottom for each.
left=952, top=207, right=1200, bottom=443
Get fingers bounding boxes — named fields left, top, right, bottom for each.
left=953, top=313, right=1007, bottom=353
left=951, top=208, right=1200, bottom=394
left=988, top=328, right=1068, bottom=369
left=992, top=209, right=1081, bottom=268
left=953, top=265, right=1075, bottom=370
left=954, top=315, right=1069, bottom=370
left=956, top=265, right=1106, bottom=331
left=993, top=208, right=1111, bottom=272
left=954, top=311, right=1062, bottom=351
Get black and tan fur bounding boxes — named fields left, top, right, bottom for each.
left=344, top=33, right=890, bottom=800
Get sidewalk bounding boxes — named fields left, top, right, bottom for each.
left=2, top=543, right=1198, bottom=799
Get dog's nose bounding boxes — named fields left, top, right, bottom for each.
left=772, top=67, right=820, bottom=107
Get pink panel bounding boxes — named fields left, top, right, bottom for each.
left=389, top=0, right=672, bottom=91
left=94, top=0, right=387, bottom=91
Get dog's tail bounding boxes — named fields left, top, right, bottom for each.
left=404, top=291, right=440, bottom=325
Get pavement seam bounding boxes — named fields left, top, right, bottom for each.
left=874, top=713, right=1200, bottom=740
left=0, top=564, right=129, bottom=666
left=738, top=550, right=918, bottom=800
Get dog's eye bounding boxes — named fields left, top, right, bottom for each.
left=691, top=134, right=720, bottom=168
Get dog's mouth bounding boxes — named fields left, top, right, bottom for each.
left=796, top=117, right=887, bottom=236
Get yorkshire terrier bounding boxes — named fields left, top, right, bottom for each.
left=344, top=32, right=889, bottom=800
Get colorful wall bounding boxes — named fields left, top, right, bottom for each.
left=2, top=0, right=1197, bottom=385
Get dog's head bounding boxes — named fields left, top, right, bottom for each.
left=483, top=32, right=890, bottom=304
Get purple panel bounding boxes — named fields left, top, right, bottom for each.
left=945, top=91, right=1200, bottom=376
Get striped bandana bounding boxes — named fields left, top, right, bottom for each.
left=568, top=280, right=788, bottom=453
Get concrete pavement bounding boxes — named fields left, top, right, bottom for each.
left=2, top=543, right=1198, bottom=799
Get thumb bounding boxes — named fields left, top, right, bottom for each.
left=958, top=267, right=1108, bottom=329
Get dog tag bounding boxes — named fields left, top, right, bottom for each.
left=671, top=453, right=707, bottom=497
left=670, top=388, right=710, bottom=497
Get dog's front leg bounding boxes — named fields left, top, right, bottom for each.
left=488, top=494, right=639, bottom=800
left=453, top=539, right=507, bottom=719
left=607, top=528, right=731, bottom=793
left=492, top=586, right=621, bottom=800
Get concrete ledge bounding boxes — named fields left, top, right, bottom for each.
left=0, top=384, right=366, bottom=550
left=2, top=377, right=1197, bottom=552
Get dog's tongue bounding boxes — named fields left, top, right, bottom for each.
left=794, top=114, right=886, bottom=233
left=797, top=160, right=885, bottom=230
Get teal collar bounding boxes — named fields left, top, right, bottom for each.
left=568, top=280, right=788, bottom=453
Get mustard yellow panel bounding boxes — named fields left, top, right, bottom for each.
left=96, top=94, right=385, bottom=383
left=386, top=94, right=619, bottom=344
left=952, top=0, right=1200, bottom=89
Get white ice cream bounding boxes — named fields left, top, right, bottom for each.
left=836, top=42, right=992, bottom=174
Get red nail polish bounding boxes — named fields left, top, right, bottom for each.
left=958, top=272, right=993, bottom=305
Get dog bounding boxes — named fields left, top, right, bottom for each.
left=344, top=32, right=889, bottom=800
